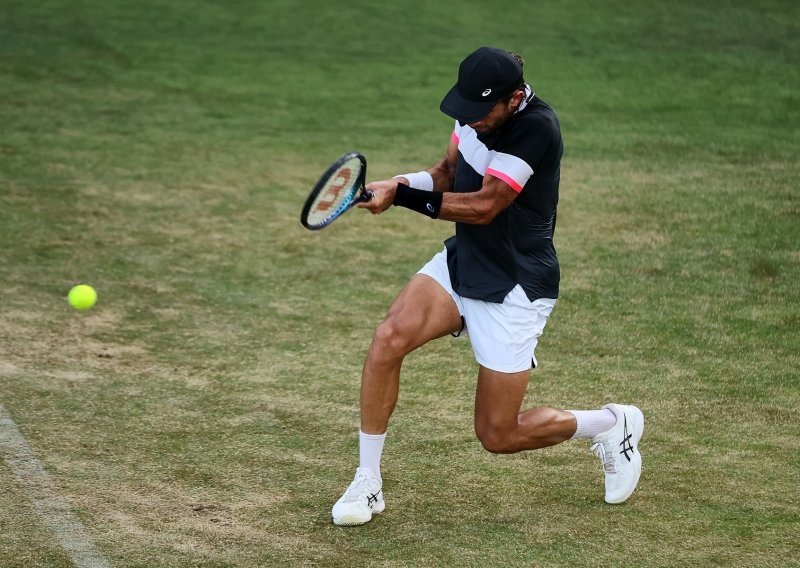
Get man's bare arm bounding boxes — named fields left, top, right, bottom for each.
left=437, top=175, right=518, bottom=224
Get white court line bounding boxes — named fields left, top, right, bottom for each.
left=0, top=403, right=110, bottom=568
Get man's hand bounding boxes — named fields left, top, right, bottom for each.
left=358, top=179, right=400, bottom=214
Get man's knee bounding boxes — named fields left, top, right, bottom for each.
left=475, top=424, right=515, bottom=454
left=371, top=316, right=415, bottom=359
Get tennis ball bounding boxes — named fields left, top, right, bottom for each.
left=68, top=284, right=97, bottom=311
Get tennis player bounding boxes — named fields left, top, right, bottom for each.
left=332, top=47, right=644, bottom=526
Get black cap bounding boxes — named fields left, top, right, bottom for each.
left=440, top=47, right=523, bottom=124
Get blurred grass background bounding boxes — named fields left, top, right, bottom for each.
left=1, top=0, right=798, bottom=566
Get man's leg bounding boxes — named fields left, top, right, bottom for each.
left=472, top=367, right=644, bottom=504
left=473, top=366, right=578, bottom=453
left=360, top=273, right=464, bottom=435
left=332, top=273, right=462, bottom=526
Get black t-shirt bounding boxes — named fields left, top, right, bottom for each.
left=445, top=96, right=563, bottom=303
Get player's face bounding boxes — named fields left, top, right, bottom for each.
left=468, top=91, right=524, bottom=135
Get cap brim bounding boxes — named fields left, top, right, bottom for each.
left=439, top=84, right=497, bottom=124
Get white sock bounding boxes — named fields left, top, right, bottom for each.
left=567, top=409, right=617, bottom=439
left=359, top=430, right=386, bottom=479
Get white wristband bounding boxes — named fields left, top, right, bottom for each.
left=393, top=171, right=434, bottom=192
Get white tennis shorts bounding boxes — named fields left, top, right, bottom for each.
left=417, top=247, right=556, bottom=373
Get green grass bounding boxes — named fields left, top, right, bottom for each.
left=1, top=1, right=798, bottom=566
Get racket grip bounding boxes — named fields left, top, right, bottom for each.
left=364, top=190, right=374, bottom=202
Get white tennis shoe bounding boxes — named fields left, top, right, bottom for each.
left=590, top=403, right=644, bottom=504
left=332, top=467, right=385, bottom=526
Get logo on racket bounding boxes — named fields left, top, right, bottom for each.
left=316, top=168, right=352, bottom=212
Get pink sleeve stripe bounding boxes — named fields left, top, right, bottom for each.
left=486, top=168, right=523, bottom=192
left=451, top=131, right=459, bottom=144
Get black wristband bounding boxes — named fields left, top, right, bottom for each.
left=393, top=183, right=442, bottom=219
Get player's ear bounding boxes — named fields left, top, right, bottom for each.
left=509, top=89, right=525, bottom=110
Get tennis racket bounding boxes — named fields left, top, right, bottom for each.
left=300, top=151, right=373, bottom=230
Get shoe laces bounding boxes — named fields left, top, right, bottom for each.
left=591, top=441, right=616, bottom=474
left=341, top=470, right=379, bottom=504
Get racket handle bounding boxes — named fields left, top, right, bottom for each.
left=364, top=190, right=374, bottom=202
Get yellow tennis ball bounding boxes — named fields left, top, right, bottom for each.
left=68, top=284, right=97, bottom=311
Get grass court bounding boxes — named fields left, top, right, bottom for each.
left=1, top=1, right=798, bottom=566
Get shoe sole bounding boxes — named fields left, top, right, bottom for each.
left=332, top=501, right=385, bottom=526
left=606, top=406, right=644, bottom=504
